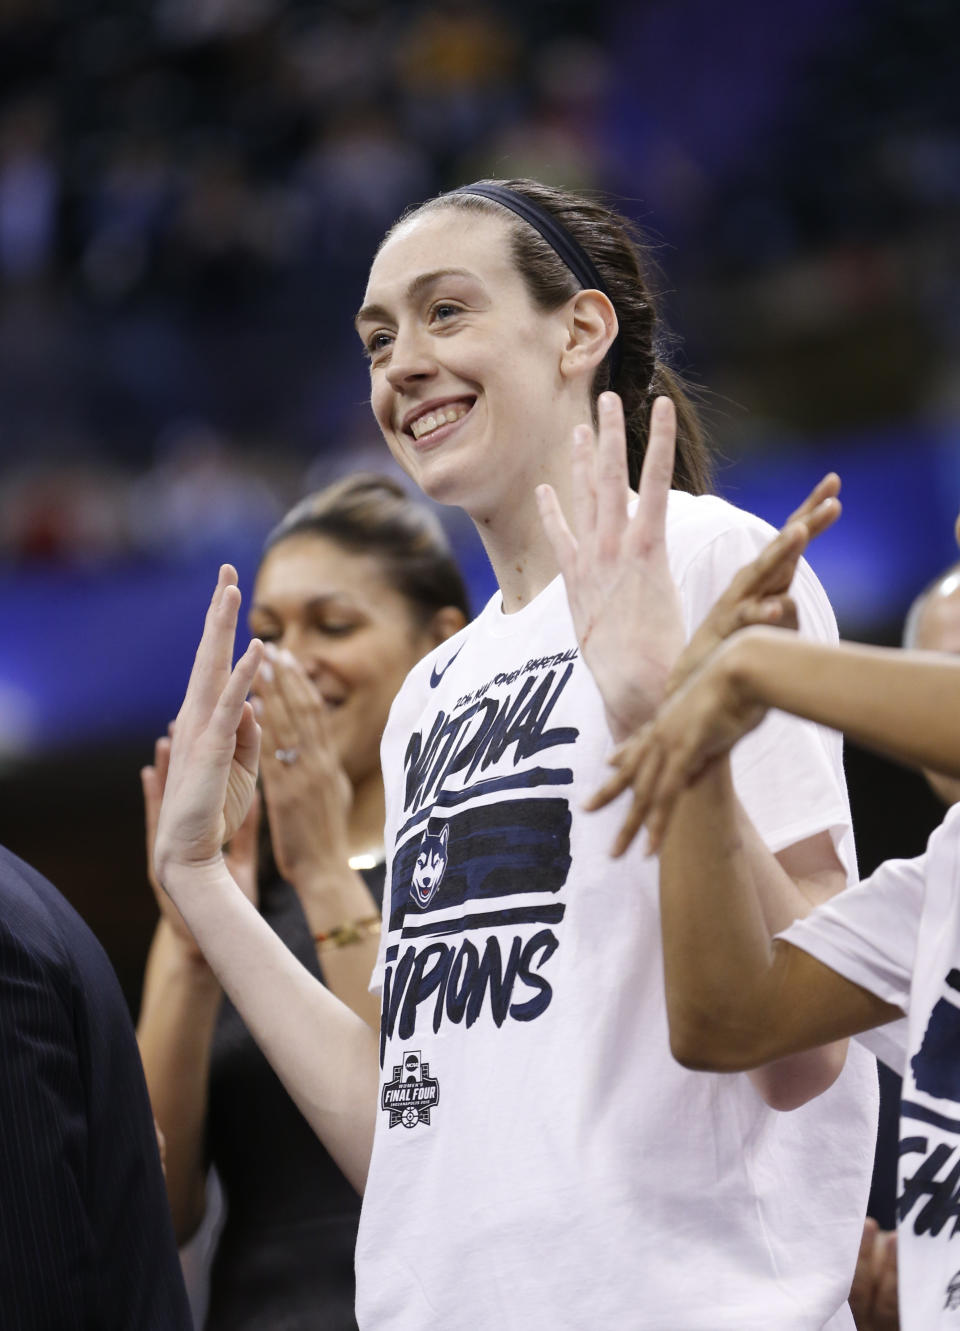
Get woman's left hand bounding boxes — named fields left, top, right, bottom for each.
left=154, top=565, right=263, bottom=885
left=537, top=393, right=683, bottom=741
left=254, top=645, right=353, bottom=888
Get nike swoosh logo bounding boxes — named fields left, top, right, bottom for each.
left=430, top=645, right=463, bottom=689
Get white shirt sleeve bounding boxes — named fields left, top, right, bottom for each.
left=854, top=1018, right=910, bottom=1077
left=777, top=851, right=927, bottom=1013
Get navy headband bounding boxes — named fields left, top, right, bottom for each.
left=449, top=182, right=621, bottom=383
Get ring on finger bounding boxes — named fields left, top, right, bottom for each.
left=274, top=747, right=299, bottom=765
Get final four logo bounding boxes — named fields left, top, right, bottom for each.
left=381, top=1050, right=440, bottom=1128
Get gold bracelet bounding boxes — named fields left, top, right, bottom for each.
left=314, top=914, right=381, bottom=952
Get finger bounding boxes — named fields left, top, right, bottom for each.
left=628, top=396, right=676, bottom=553
left=208, top=640, right=264, bottom=766
left=154, top=734, right=172, bottom=798
left=594, top=393, right=629, bottom=557
left=585, top=758, right=635, bottom=811
left=769, top=596, right=798, bottom=632
left=783, top=473, right=841, bottom=529
left=611, top=747, right=664, bottom=857
left=645, top=747, right=701, bottom=855
left=731, top=595, right=798, bottom=634
left=723, top=523, right=809, bottom=603
left=256, top=709, right=285, bottom=796
left=181, top=566, right=242, bottom=719
left=797, top=495, right=842, bottom=542
left=585, top=731, right=648, bottom=810
left=235, top=697, right=263, bottom=777
left=141, top=765, right=161, bottom=889
left=536, top=483, right=579, bottom=583
left=256, top=648, right=299, bottom=752
left=271, top=650, right=331, bottom=749
left=252, top=653, right=274, bottom=695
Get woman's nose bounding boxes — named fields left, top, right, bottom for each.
left=385, top=324, right=437, bottom=390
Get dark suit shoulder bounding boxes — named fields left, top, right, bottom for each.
left=0, top=843, right=192, bottom=1328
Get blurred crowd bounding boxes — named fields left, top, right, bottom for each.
left=1, top=0, right=959, bottom=566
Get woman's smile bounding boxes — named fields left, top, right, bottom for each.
left=403, top=395, right=476, bottom=445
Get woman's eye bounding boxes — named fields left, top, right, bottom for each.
left=430, top=302, right=461, bottom=323
left=365, top=331, right=393, bottom=360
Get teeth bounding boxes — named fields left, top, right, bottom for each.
left=410, top=403, right=469, bottom=440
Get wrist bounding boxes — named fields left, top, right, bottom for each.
left=292, top=865, right=378, bottom=935
left=723, top=628, right=772, bottom=708
left=153, top=918, right=220, bottom=989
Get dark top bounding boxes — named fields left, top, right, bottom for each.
left=204, top=865, right=384, bottom=1331
left=0, top=844, right=191, bottom=1330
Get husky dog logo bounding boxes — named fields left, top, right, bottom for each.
left=410, top=822, right=449, bottom=908
left=381, top=1050, right=440, bottom=1128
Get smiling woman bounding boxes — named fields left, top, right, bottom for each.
left=156, top=179, right=878, bottom=1331
left=136, top=474, right=468, bottom=1331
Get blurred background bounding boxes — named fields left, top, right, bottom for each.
left=0, top=0, right=958, bottom=1004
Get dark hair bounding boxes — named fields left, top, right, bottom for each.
left=387, top=178, right=713, bottom=495
left=262, top=472, right=471, bottom=624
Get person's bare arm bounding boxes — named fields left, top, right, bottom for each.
left=154, top=567, right=379, bottom=1192
left=596, top=628, right=960, bottom=857
left=730, top=630, right=960, bottom=777
left=593, top=629, right=960, bottom=1079
left=137, top=921, right=222, bottom=1240
left=136, top=736, right=230, bottom=1240
left=659, top=758, right=902, bottom=1078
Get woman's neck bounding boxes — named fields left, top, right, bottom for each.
left=477, top=514, right=558, bottom=612
left=469, top=445, right=581, bottom=613
left=347, top=770, right=387, bottom=863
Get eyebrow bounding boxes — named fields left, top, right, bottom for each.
left=354, top=268, right=479, bottom=330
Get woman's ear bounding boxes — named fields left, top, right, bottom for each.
left=428, top=604, right=468, bottom=647
left=954, top=511, right=960, bottom=549
left=559, top=289, right=618, bottom=381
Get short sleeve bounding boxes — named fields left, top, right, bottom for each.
left=675, top=513, right=854, bottom=870
left=778, top=851, right=927, bottom=1013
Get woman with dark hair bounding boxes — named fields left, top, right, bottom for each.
left=137, top=473, right=468, bottom=1330
left=154, top=179, right=876, bottom=1329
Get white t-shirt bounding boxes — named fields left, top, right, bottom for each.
left=782, top=802, right=960, bottom=1331
left=358, top=491, right=877, bottom=1330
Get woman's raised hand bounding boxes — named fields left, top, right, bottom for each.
left=665, top=473, right=841, bottom=696
left=586, top=638, right=768, bottom=857
left=587, top=473, right=844, bottom=856
left=142, top=729, right=261, bottom=960
left=154, top=565, right=264, bottom=891
left=536, top=393, right=683, bottom=742
left=254, top=645, right=352, bottom=887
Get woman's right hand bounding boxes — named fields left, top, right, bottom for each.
left=253, top=645, right=353, bottom=888
left=664, top=473, right=842, bottom=696
left=586, top=473, right=844, bottom=856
